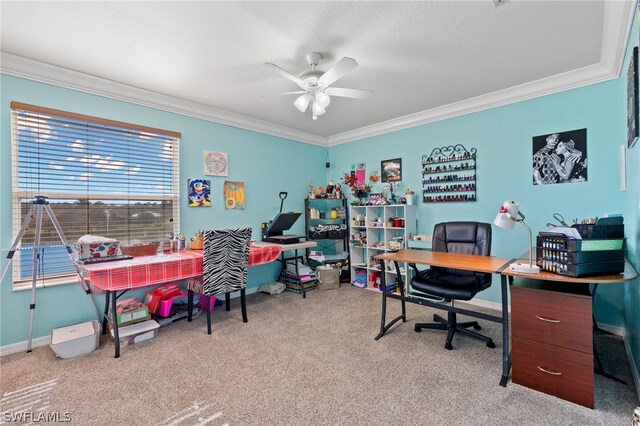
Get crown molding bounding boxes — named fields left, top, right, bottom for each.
left=1, top=0, right=633, bottom=149
left=0, top=52, right=327, bottom=147
left=327, top=0, right=634, bottom=146
left=327, top=62, right=616, bottom=146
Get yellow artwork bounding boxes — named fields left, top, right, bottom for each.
left=224, top=181, right=245, bottom=210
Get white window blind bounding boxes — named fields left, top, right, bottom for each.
left=10, top=102, right=181, bottom=288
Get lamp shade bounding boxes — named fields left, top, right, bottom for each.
left=493, top=212, right=516, bottom=230
left=500, top=200, right=520, bottom=217
left=312, top=101, right=326, bottom=117
left=316, top=92, right=331, bottom=108
left=493, top=200, right=519, bottom=230
left=294, top=94, right=311, bottom=112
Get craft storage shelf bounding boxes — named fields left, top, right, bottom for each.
left=349, top=204, right=416, bottom=292
left=305, top=198, right=350, bottom=281
left=422, top=144, right=477, bottom=203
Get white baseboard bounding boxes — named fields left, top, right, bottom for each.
left=595, top=322, right=625, bottom=337
left=0, top=335, right=51, bottom=357
left=464, top=298, right=509, bottom=313
left=622, top=331, right=640, bottom=403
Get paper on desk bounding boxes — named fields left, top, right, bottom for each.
left=546, top=226, right=582, bottom=240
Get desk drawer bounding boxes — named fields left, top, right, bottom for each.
left=512, top=336, right=594, bottom=408
left=511, top=286, right=592, bottom=354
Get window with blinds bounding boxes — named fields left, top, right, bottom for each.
left=10, top=102, right=180, bottom=288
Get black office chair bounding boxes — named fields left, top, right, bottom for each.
left=410, top=221, right=495, bottom=350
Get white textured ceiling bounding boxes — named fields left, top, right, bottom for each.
left=0, top=1, right=635, bottom=146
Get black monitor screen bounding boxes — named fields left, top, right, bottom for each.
left=266, top=212, right=301, bottom=236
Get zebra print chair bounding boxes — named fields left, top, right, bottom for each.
left=187, top=227, right=252, bottom=334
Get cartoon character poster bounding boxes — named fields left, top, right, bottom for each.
left=224, top=181, right=245, bottom=210
left=188, top=179, right=211, bottom=207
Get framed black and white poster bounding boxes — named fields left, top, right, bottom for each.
left=532, top=129, right=587, bottom=185
left=628, top=46, right=639, bottom=148
left=381, top=158, right=402, bottom=182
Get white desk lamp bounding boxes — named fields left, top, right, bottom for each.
left=493, top=200, right=540, bottom=274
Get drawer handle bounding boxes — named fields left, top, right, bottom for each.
left=535, top=315, right=561, bottom=323
left=537, top=366, right=562, bottom=376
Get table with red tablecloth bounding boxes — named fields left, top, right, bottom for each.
left=80, top=244, right=282, bottom=357
left=82, top=245, right=282, bottom=292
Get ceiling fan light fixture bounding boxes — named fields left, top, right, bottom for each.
left=294, top=94, right=311, bottom=112
left=265, top=53, right=373, bottom=120
left=316, top=92, right=331, bottom=108
left=312, top=101, right=326, bottom=117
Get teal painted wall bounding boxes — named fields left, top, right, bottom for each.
left=0, top=75, right=327, bottom=346
left=621, top=10, right=640, bottom=386
left=328, top=80, right=626, bottom=321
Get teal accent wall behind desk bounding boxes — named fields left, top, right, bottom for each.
left=326, top=28, right=639, bottom=381
left=328, top=81, right=625, bottom=311
left=0, top=74, right=326, bottom=346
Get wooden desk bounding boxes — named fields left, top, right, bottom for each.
left=374, top=249, right=513, bottom=387
left=82, top=245, right=282, bottom=358
left=260, top=240, right=318, bottom=298
left=502, top=262, right=637, bottom=408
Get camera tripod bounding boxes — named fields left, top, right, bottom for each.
left=0, top=196, right=100, bottom=352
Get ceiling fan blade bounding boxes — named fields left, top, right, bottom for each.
left=318, top=57, right=358, bottom=87
left=325, top=87, right=374, bottom=100
left=259, top=91, right=306, bottom=98
left=263, top=62, right=305, bottom=87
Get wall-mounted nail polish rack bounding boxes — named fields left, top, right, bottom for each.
left=421, top=144, right=477, bottom=203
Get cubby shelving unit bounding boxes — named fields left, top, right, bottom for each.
left=348, top=204, right=416, bottom=292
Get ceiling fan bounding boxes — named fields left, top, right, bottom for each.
left=263, top=52, right=374, bottom=120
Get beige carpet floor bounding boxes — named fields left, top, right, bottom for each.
left=0, top=285, right=637, bottom=425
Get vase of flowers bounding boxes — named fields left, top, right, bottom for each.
left=341, top=172, right=374, bottom=205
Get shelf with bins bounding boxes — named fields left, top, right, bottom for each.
left=421, top=144, right=477, bottom=203
left=305, top=198, right=350, bottom=281
left=349, top=204, right=416, bottom=293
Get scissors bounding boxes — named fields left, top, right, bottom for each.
left=546, top=212, right=569, bottom=228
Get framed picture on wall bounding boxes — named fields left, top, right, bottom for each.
left=381, top=158, right=402, bottom=182
left=532, top=128, right=587, bottom=185
left=627, top=46, right=639, bottom=148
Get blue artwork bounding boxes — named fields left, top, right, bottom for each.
left=188, top=179, right=211, bottom=207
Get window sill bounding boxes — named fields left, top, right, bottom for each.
left=13, top=275, right=78, bottom=292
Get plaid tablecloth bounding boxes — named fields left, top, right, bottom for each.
left=82, top=244, right=282, bottom=292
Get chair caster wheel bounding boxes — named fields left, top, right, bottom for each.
left=473, top=324, right=482, bottom=330
left=444, top=342, right=453, bottom=350
left=487, top=341, right=496, bottom=348
left=414, top=325, right=422, bottom=332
